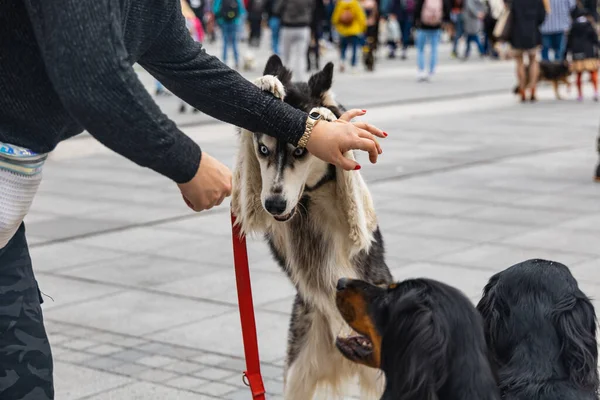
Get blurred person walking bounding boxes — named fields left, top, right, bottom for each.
left=266, top=0, right=281, bottom=54
left=0, top=1, right=387, bottom=399
left=214, top=0, right=246, bottom=68
left=483, top=0, right=505, bottom=57
left=332, top=0, right=368, bottom=72
left=273, top=0, right=316, bottom=79
left=414, top=0, right=451, bottom=80
left=450, top=0, right=465, bottom=57
left=566, top=7, right=599, bottom=101
left=540, top=0, right=576, bottom=61
left=386, top=0, right=416, bottom=59
left=247, top=0, right=265, bottom=47
left=462, top=0, right=486, bottom=59
left=509, top=0, right=547, bottom=101
left=308, top=0, right=326, bottom=71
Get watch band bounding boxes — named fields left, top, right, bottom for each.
left=297, top=109, right=323, bottom=148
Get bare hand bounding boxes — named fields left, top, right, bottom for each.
left=306, top=109, right=386, bottom=171
left=177, top=152, right=232, bottom=212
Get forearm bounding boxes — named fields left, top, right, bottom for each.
left=24, top=0, right=201, bottom=183
left=140, top=8, right=308, bottom=145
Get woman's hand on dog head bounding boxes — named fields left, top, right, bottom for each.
left=307, top=109, right=387, bottom=171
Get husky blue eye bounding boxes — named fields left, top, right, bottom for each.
left=259, top=145, right=269, bottom=156
left=293, top=148, right=306, bottom=157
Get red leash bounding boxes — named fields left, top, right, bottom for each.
left=231, top=211, right=266, bottom=399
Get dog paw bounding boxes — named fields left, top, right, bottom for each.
left=312, top=106, right=337, bottom=122
left=253, top=75, right=285, bottom=100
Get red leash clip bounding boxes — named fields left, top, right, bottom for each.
left=231, top=211, right=266, bottom=399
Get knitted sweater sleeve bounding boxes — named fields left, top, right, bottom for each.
left=23, top=0, right=202, bottom=184
left=140, top=2, right=308, bottom=146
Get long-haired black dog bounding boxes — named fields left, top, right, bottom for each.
left=477, top=259, right=599, bottom=400
left=335, top=277, right=501, bottom=400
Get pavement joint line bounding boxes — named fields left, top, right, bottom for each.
left=39, top=270, right=240, bottom=309
left=47, top=318, right=278, bottom=366
left=30, top=143, right=582, bottom=248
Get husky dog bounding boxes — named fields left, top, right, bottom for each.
left=232, top=55, right=392, bottom=399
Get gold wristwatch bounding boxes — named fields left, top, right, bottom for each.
left=297, top=109, right=323, bottom=148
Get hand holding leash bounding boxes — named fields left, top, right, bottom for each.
left=307, top=109, right=386, bottom=171
left=177, top=152, right=232, bottom=211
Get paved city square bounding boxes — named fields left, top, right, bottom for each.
left=25, top=39, right=600, bottom=399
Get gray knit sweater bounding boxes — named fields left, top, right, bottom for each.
left=0, top=0, right=308, bottom=183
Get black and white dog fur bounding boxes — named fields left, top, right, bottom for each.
left=232, top=55, right=392, bottom=398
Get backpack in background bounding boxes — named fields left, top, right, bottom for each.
left=339, top=7, right=356, bottom=25
left=421, top=0, right=443, bottom=25
left=220, top=0, right=240, bottom=21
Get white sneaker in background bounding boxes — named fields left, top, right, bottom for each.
left=417, top=70, right=428, bottom=82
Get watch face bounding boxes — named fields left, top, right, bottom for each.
left=309, top=112, right=322, bottom=120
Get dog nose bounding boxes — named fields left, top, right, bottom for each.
left=265, top=196, right=287, bottom=215
left=337, top=278, right=349, bottom=291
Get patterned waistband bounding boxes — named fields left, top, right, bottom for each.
left=0, top=143, right=47, bottom=176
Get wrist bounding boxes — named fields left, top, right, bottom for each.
left=297, top=109, right=324, bottom=148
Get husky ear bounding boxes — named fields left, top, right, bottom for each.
left=263, top=54, right=292, bottom=85
left=553, top=290, right=599, bottom=391
left=231, top=131, right=270, bottom=235
left=308, top=62, right=334, bottom=99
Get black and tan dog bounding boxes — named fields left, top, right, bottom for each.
left=335, top=277, right=500, bottom=400
left=478, top=259, right=599, bottom=400
left=513, top=60, right=572, bottom=101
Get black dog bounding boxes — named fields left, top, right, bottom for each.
left=477, top=259, right=599, bottom=400
left=335, top=277, right=500, bottom=400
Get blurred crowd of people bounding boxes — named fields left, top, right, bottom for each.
left=164, top=0, right=599, bottom=96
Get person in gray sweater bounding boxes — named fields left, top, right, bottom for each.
left=0, top=0, right=386, bottom=398
left=274, top=0, right=317, bottom=79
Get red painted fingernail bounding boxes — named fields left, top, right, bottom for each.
left=354, top=165, right=362, bottom=170
left=362, top=109, right=367, bottom=113
left=383, top=132, right=388, bottom=137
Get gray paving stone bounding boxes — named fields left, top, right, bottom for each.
left=165, top=375, right=210, bottom=390
left=72, top=226, right=194, bottom=254
left=29, top=242, right=125, bottom=272
left=461, top=205, right=580, bottom=227
left=25, top=216, right=129, bottom=241
left=83, top=356, right=127, bottom=370
left=63, top=254, right=218, bottom=289
left=197, top=381, right=239, bottom=396
left=46, top=290, right=232, bottom=336
left=36, top=274, right=122, bottom=311
left=500, top=228, right=600, bottom=257
left=135, top=368, right=179, bottom=382
left=193, top=367, right=238, bottom=381
left=149, top=310, right=289, bottom=363
left=154, top=268, right=295, bottom=307
left=85, top=382, right=214, bottom=399
left=379, top=232, right=475, bottom=262
left=136, top=355, right=178, bottom=368
left=400, top=217, right=529, bottom=242
left=438, top=243, right=593, bottom=270
left=53, top=361, right=132, bottom=400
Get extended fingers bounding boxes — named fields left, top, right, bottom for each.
left=353, top=137, right=379, bottom=164
left=352, top=121, right=387, bottom=138
left=357, top=128, right=382, bottom=155
left=339, top=108, right=367, bottom=122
